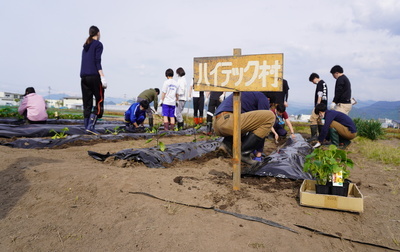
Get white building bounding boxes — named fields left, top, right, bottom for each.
left=46, top=99, right=63, bottom=108
left=62, top=97, right=83, bottom=109
left=290, top=114, right=311, bottom=122
left=0, top=91, right=24, bottom=106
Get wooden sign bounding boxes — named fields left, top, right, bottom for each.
left=193, top=53, right=283, bottom=92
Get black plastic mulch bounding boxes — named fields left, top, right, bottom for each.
left=0, top=119, right=313, bottom=180
left=88, top=134, right=313, bottom=179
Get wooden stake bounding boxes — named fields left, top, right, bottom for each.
left=232, top=48, right=242, bottom=190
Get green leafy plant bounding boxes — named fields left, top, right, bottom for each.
left=353, top=118, right=384, bottom=140
left=49, top=127, right=69, bottom=139
left=145, top=125, right=158, bottom=134
left=192, top=124, right=203, bottom=142
left=145, top=123, right=167, bottom=151
left=0, top=106, right=23, bottom=118
left=105, top=126, right=125, bottom=135
left=303, top=145, right=354, bottom=185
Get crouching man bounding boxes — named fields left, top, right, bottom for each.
left=313, top=103, right=357, bottom=149
left=213, top=92, right=275, bottom=166
left=124, top=100, right=149, bottom=131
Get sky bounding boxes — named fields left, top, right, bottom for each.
left=1, top=0, right=399, bottom=104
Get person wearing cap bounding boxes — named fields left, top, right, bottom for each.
left=18, top=87, right=48, bottom=124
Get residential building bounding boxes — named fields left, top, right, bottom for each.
left=0, top=91, right=24, bottom=106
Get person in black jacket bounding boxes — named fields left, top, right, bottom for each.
left=308, top=73, right=328, bottom=139
left=330, top=65, right=352, bottom=115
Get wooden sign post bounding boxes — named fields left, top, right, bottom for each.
left=193, top=49, right=283, bottom=190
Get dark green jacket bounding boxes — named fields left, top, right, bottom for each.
left=138, top=89, right=159, bottom=110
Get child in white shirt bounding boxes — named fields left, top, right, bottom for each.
left=160, top=68, right=178, bottom=130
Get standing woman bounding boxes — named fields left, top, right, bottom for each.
left=80, top=25, right=107, bottom=135
left=175, top=67, right=187, bottom=129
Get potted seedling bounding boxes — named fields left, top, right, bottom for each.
left=303, top=145, right=354, bottom=195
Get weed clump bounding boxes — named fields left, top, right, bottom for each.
left=353, top=118, right=384, bottom=140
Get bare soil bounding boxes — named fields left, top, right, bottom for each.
left=0, top=134, right=399, bottom=252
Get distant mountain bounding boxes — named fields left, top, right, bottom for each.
left=286, top=101, right=313, bottom=115
left=352, top=100, right=377, bottom=108
left=286, top=100, right=400, bottom=120
left=350, top=101, right=400, bottom=120
left=44, top=93, right=71, bottom=100
left=105, top=97, right=126, bottom=104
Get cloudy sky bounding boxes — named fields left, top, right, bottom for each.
left=1, top=0, right=399, bottom=104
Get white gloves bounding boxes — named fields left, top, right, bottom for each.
left=330, top=102, right=336, bottom=110
left=101, top=76, right=107, bottom=89
left=313, top=142, right=321, bottom=148
left=219, top=94, right=225, bottom=102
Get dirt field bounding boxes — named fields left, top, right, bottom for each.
left=0, top=134, right=399, bottom=252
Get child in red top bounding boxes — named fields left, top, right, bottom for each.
left=271, top=104, right=296, bottom=142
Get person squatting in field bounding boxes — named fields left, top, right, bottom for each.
left=213, top=92, right=275, bottom=166
left=136, top=88, right=160, bottom=128
left=124, top=100, right=150, bottom=131
left=313, top=103, right=357, bottom=149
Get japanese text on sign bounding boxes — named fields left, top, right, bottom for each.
left=193, top=53, right=283, bottom=92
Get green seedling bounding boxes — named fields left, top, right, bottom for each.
left=49, top=127, right=69, bottom=139
left=105, top=126, right=125, bottom=135
left=145, top=123, right=167, bottom=151
left=192, top=124, right=202, bottom=142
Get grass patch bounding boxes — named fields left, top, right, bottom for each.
left=354, top=137, right=400, bottom=166
left=292, top=122, right=310, bottom=134
left=384, top=128, right=400, bottom=140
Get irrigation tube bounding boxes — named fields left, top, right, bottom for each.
left=130, top=191, right=400, bottom=251
left=129, top=191, right=297, bottom=233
